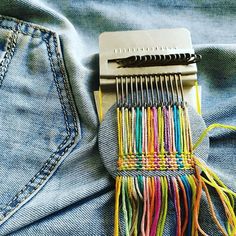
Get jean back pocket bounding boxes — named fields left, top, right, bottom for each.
left=0, top=16, right=80, bottom=223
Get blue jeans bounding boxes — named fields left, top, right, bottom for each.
left=0, top=1, right=235, bottom=235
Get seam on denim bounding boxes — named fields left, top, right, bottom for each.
left=52, top=34, right=79, bottom=135
left=0, top=25, right=49, bottom=39
left=0, top=15, right=53, bottom=38
left=44, top=36, right=72, bottom=141
left=0, top=32, right=79, bottom=221
left=0, top=23, right=21, bottom=88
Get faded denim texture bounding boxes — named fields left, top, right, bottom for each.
left=0, top=0, right=235, bottom=235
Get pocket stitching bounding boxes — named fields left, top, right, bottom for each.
left=0, top=23, right=20, bottom=88
left=0, top=15, right=53, bottom=38
left=0, top=29, right=80, bottom=221
left=53, top=35, right=79, bottom=134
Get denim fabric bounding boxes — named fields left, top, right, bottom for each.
left=0, top=1, right=235, bottom=235
left=0, top=14, right=80, bottom=228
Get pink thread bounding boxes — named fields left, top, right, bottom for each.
left=141, top=177, right=147, bottom=236
left=146, top=177, right=150, bottom=236
left=172, top=177, right=180, bottom=236
left=150, top=176, right=161, bottom=236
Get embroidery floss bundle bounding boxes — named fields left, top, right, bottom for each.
left=114, top=74, right=236, bottom=236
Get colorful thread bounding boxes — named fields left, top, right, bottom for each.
left=114, top=75, right=236, bottom=236
left=117, top=105, right=194, bottom=171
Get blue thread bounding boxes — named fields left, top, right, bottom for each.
left=139, top=108, right=143, bottom=156
left=181, top=175, right=192, bottom=236
left=174, top=106, right=184, bottom=169
left=136, top=107, right=140, bottom=154
left=176, top=106, right=181, bottom=153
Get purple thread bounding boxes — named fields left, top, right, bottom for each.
left=152, top=107, right=160, bottom=169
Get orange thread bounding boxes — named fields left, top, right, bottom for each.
left=177, top=176, right=188, bottom=236
left=149, top=177, right=155, bottom=230
left=173, top=177, right=182, bottom=236
left=202, top=181, right=228, bottom=236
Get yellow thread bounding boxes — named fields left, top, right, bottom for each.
left=98, top=86, right=103, bottom=121
left=194, top=81, right=202, bottom=115
left=122, top=107, right=127, bottom=157
left=187, top=175, right=197, bottom=234
left=150, top=108, right=154, bottom=155
left=181, top=106, right=188, bottom=166
left=127, top=176, right=134, bottom=232
left=193, top=124, right=236, bottom=233
left=128, top=109, right=132, bottom=155
left=185, top=106, right=193, bottom=153
left=122, top=107, right=128, bottom=157
left=204, top=164, right=235, bottom=233
left=147, top=107, right=152, bottom=155
left=114, top=176, right=121, bottom=236
left=195, top=158, right=236, bottom=231
left=201, top=177, right=236, bottom=197
left=125, top=108, right=130, bottom=157
left=184, top=107, right=191, bottom=162
left=195, top=159, right=236, bottom=198
left=232, top=223, right=236, bottom=236
left=193, top=123, right=236, bottom=151
left=117, top=108, right=121, bottom=156
left=204, top=165, right=235, bottom=204
left=157, top=177, right=168, bottom=235
left=117, top=108, right=121, bottom=157
left=180, top=106, right=184, bottom=154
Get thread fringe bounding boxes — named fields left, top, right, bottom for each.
left=114, top=161, right=236, bottom=236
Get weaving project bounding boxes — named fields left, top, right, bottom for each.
left=114, top=74, right=236, bottom=236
